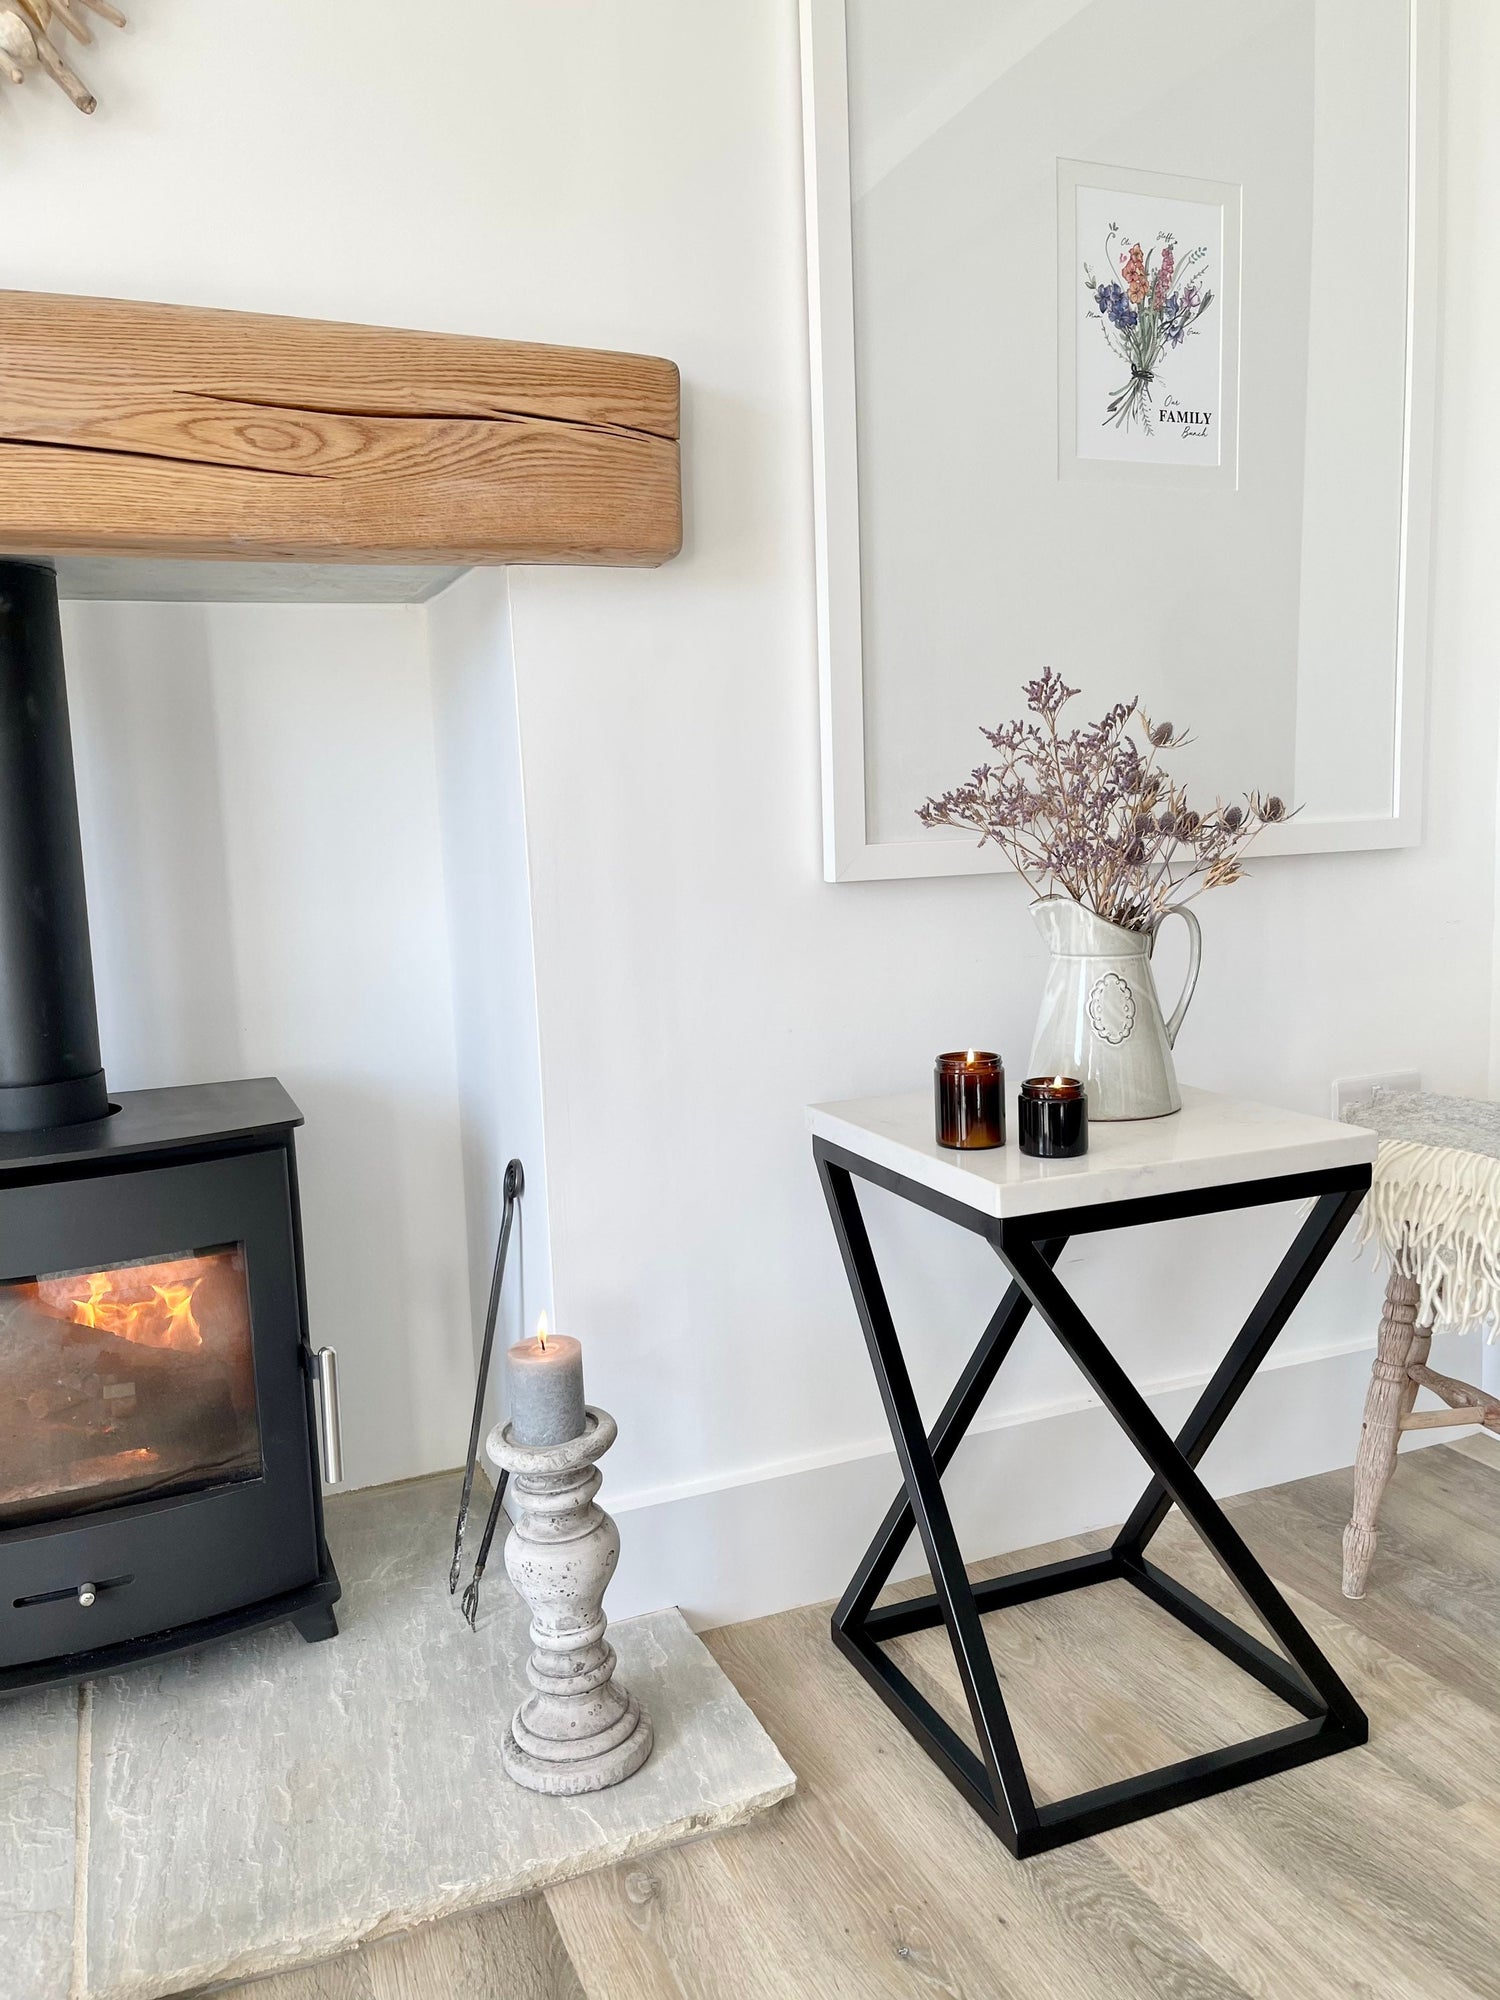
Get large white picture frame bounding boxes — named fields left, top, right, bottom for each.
left=800, top=0, right=1437, bottom=884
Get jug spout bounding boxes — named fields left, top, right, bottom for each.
left=1029, top=895, right=1072, bottom=955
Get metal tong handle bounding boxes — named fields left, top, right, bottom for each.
left=449, top=1159, right=524, bottom=1594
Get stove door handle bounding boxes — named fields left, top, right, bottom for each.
left=313, top=1347, right=344, bottom=1487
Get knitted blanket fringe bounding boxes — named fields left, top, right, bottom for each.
left=1356, top=1137, right=1500, bottom=1338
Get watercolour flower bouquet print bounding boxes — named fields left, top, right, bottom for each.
left=1085, top=228, right=1214, bottom=435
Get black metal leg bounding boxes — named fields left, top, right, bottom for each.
left=819, top=1157, right=1044, bottom=1846
left=816, top=1136, right=1369, bottom=1857
left=292, top=1602, right=339, bottom=1644
left=1112, top=1186, right=1369, bottom=1564
left=834, top=1236, right=1067, bottom=1635
left=997, top=1231, right=1368, bottom=1736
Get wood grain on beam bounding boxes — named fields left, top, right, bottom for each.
left=0, top=290, right=681, bottom=568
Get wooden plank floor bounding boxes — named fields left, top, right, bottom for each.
left=215, top=1436, right=1500, bottom=2000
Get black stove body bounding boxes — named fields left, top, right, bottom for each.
left=0, top=560, right=338, bottom=1692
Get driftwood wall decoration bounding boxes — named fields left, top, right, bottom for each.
left=0, top=0, right=124, bottom=114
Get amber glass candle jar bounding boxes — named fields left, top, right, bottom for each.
left=934, top=1050, right=1005, bottom=1150
left=1018, top=1076, right=1088, bottom=1159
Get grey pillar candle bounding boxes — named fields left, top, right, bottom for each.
left=506, top=1317, right=587, bottom=1446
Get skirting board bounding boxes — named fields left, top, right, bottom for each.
left=602, top=1334, right=1480, bottom=1631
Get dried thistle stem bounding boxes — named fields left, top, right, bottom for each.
left=917, top=670, right=1293, bottom=931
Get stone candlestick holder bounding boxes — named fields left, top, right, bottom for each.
left=486, top=1406, right=653, bottom=1794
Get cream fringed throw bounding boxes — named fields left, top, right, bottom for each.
left=1346, top=1089, right=1500, bottom=1337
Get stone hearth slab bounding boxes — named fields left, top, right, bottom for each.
left=0, top=1686, right=78, bottom=2000
left=71, top=1474, right=793, bottom=1999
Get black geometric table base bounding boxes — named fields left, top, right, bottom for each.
left=814, top=1137, right=1372, bottom=1858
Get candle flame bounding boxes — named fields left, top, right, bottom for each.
left=1053, top=1075, right=1068, bottom=1087
left=536, top=1311, right=548, bottom=1352
left=966, top=1048, right=977, bottom=1064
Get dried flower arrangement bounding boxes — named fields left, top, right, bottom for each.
left=0, top=0, right=125, bottom=115
left=917, top=669, right=1293, bottom=933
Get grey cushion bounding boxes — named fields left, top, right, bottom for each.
left=1346, top=1089, right=1500, bottom=1164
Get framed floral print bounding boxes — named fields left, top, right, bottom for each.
left=1058, top=162, right=1240, bottom=484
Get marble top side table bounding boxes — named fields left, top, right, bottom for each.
left=808, top=1087, right=1376, bottom=1859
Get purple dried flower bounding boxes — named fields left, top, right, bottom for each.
left=1022, top=668, right=1079, bottom=719
left=915, top=674, right=1294, bottom=927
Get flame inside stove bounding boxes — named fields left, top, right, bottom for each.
left=60, top=1264, right=205, bottom=1352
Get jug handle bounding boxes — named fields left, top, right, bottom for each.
left=1150, top=904, right=1201, bottom=1048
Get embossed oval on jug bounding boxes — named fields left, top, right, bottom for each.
left=1087, top=971, right=1136, bottom=1046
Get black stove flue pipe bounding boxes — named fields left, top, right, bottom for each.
left=0, top=559, right=110, bottom=1131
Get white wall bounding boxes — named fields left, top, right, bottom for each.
left=427, top=571, right=554, bottom=1411
left=1472, top=0, right=1500, bottom=1410
left=63, top=603, right=475, bottom=1490
left=5, top=1, right=1498, bottom=1621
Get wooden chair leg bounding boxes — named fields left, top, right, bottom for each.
left=1343, top=1268, right=1431, bottom=1598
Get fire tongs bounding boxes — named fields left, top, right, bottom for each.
left=449, top=1156, right=524, bottom=1628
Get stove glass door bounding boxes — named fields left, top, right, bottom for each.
left=0, top=1242, right=261, bottom=1528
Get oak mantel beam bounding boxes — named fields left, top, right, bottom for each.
left=0, top=290, right=682, bottom=569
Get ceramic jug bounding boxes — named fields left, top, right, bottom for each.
left=1027, top=895, right=1201, bottom=1121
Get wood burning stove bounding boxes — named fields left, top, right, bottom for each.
left=0, top=559, right=339, bottom=1692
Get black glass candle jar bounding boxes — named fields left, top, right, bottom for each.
left=934, top=1051, right=1005, bottom=1150
left=1018, top=1076, right=1088, bottom=1158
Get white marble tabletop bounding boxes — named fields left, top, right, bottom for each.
left=808, top=1086, right=1376, bottom=1221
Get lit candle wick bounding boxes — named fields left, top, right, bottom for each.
left=966, top=1048, right=977, bottom=1065
left=536, top=1310, right=548, bottom=1353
